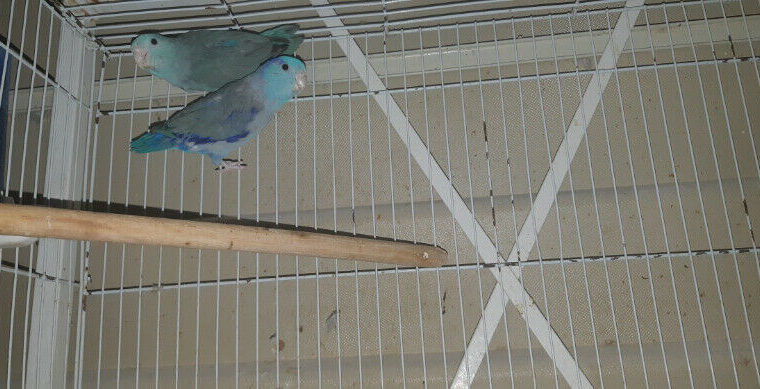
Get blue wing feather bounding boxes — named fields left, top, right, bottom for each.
left=161, top=77, right=263, bottom=141
left=130, top=131, right=177, bottom=153
left=213, top=39, right=239, bottom=48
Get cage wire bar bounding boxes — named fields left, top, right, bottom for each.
left=1, top=0, right=760, bottom=388
left=451, top=2, right=650, bottom=387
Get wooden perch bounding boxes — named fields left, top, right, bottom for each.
left=0, top=204, right=446, bottom=268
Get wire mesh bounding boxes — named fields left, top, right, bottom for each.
left=1, top=0, right=759, bottom=387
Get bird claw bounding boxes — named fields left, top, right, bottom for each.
left=215, top=159, right=247, bottom=172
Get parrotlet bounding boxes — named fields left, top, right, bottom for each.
left=130, top=55, right=307, bottom=171
left=131, top=25, right=303, bottom=92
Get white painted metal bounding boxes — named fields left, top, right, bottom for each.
left=451, top=1, right=643, bottom=386
left=0, top=235, right=37, bottom=248
left=12, top=13, right=760, bottom=115
left=73, top=246, right=759, bottom=296
left=309, top=0, right=596, bottom=387
left=24, top=21, right=95, bottom=388
left=3, top=1, right=760, bottom=388
left=87, top=0, right=627, bottom=49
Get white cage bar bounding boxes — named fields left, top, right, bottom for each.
left=1, top=0, right=760, bottom=388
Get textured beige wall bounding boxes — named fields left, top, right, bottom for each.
left=2, top=1, right=760, bottom=388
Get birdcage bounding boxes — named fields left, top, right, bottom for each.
left=1, top=0, right=759, bottom=387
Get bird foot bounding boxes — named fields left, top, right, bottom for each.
left=215, top=159, right=247, bottom=172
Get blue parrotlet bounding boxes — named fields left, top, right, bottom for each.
left=130, top=55, right=307, bottom=171
left=131, top=25, right=303, bottom=92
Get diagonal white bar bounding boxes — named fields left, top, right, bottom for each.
left=451, top=1, right=644, bottom=387
left=309, top=1, right=592, bottom=387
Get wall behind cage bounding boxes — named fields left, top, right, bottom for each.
left=1, top=1, right=760, bottom=387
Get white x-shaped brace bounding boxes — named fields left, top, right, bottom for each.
left=309, top=0, right=644, bottom=387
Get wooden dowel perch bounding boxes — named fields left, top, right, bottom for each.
left=0, top=204, right=447, bottom=268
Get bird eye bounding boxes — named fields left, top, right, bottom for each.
left=282, top=64, right=289, bottom=71
left=150, top=38, right=157, bottom=45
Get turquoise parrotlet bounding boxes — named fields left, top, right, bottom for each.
left=130, top=56, right=307, bottom=171
left=130, top=25, right=303, bottom=92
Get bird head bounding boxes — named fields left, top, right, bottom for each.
left=258, top=55, right=308, bottom=103
left=130, top=33, right=171, bottom=72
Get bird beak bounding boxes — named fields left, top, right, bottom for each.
left=294, top=71, right=307, bottom=92
left=132, top=47, right=151, bottom=69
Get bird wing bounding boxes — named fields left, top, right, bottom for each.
left=169, top=30, right=282, bottom=91
left=201, top=30, right=273, bottom=54
left=163, top=79, right=265, bottom=141
left=179, top=30, right=276, bottom=66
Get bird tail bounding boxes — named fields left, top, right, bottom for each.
left=261, top=24, right=304, bottom=55
left=130, top=124, right=177, bottom=153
